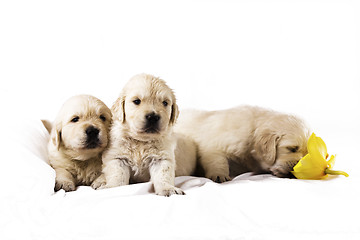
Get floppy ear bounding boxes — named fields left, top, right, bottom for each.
left=41, top=119, right=52, bottom=133
left=169, top=102, right=179, bottom=125
left=50, top=121, right=62, bottom=151
left=253, top=130, right=281, bottom=166
left=111, top=95, right=126, bottom=123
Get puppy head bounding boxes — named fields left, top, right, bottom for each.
left=112, top=73, right=179, bottom=141
left=51, top=95, right=112, bottom=160
left=252, top=114, right=310, bottom=177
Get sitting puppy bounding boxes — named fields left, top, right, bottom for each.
left=102, top=73, right=195, bottom=196
left=48, top=95, right=112, bottom=191
left=174, top=106, right=311, bottom=182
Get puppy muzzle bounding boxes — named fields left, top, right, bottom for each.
left=85, top=126, right=101, bottom=149
left=143, top=112, right=161, bottom=133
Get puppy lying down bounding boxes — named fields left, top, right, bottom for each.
left=101, top=74, right=196, bottom=196
left=174, top=105, right=311, bottom=182
left=47, top=95, right=112, bottom=191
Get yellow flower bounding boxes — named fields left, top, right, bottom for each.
left=291, top=133, right=349, bottom=179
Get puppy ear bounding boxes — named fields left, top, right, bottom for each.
left=169, top=102, right=179, bottom=125
left=41, top=119, right=52, bottom=133
left=253, top=131, right=281, bottom=166
left=111, top=95, right=126, bottom=123
left=50, top=122, right=62, bottom=150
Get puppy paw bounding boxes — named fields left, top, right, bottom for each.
left=156, top=187, right=185, bottom=197
left=55, top=180, right=76, bottom=192
left=207, top=174, right=231, bottom=183
left=101, top=180, right=129, bottom=189
left=91, top=175, right=106, bottom=190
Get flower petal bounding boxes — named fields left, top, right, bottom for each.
left=292, top=154, right=327, bottom=179
left=327, top=155, right=336, bottom=169
left=307, top=133, right=328, bottom=160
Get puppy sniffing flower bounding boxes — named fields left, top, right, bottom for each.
left=174, top=106, right=311, bottom=182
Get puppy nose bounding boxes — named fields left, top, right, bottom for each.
left=145, top=112, right=160, bottom=123
left=85, top=126, right=99, bottom=137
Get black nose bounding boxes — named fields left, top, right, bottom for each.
left=145, top=113, right=160, bottom=123
left=85, top=126, right=100, bottom=149
left=85, top=126, right=99, bottom=138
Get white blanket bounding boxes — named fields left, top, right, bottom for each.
left=1, top=0, right=359, bottom=239
left=1, top=120, right=359, bottom=240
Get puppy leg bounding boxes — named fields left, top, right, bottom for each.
left=150, top=160, right=185, bottom=197
left=200, top=151, right=231, bottom=183
left=102, top=159, right=130, bottom=188
left=54, top=168, right=76, bottom=192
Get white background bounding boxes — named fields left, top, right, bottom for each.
left=1, top=0, right=359, bottom=171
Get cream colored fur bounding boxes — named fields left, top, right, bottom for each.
left=102, top=73, right=196, bottom=196
left=174, top=105, right=311, bottom=182
left=47, top=95, right=112, bottom=191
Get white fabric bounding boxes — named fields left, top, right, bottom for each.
left=1, top=0, right=359, bottom=239
left=1, top=120, right=359, bottom=240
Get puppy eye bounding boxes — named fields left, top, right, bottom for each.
left=100, top=115, right=106, bottom=121
left=287, top=146, right=299, bottom=153
left=71, top=116, right=80, bottom=123
left=133, top=99, right=141, bottom=105
left=162, top=101, right=168, bottom=107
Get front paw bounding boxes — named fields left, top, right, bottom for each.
left=91, top=174, right=106, bottom=190
left=156, top=187, right=185, bottom=197
left=55, top=180, right=76, bottom=192
left=206, top=173, right=231, bottom=183
left=102, top=180, right=128, bottom=189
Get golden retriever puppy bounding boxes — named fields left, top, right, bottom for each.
left=48, top=95, right=112, bottom=191
left=174, top=106, right=311, bottom=182
left=102, top=73, right=196, bottom=196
